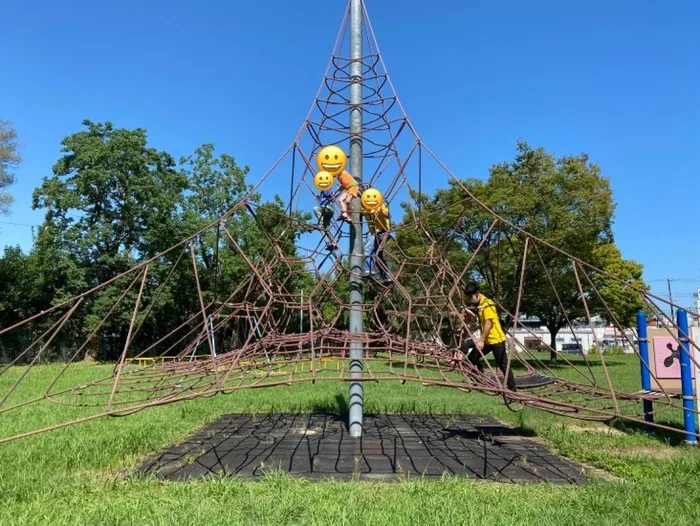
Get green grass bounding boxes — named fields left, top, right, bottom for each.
left=1, top=356, right=700, bottom=525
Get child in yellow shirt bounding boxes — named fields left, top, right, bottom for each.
left=362, top=202, right=392, bottom=284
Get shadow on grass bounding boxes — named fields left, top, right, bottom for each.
left=517, top=357, right=628, bottom=371
left=311, top=394, right=349, bottom=417
left=610, top=418, right=690, bottom=446
left=388, top=356, right=627, bottom=372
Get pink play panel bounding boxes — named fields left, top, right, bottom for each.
left=652, top=336, right=696, bottom=379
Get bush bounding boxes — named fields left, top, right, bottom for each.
left=603, top=345, right=626, bottom=356
left=588, top=345, right=626, bottom=357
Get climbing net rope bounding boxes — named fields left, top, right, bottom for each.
left=1, top=2, right=699, bottom=443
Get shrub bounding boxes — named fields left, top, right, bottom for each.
left=603, top=346, right=626, bottom=357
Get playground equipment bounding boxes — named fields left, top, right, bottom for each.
left=1, top=0, right=700, bottom=444
left=637, top=310, right=699, bottom=444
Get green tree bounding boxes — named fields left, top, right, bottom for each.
left=590, top=242, right=647, bottom=327
left=17, top=122, right=317, bottom=362
left=31, top=120, right=187, bottom=359
left=177, top=144, right=252, bottom=299
left=482, top=142, right=629, bottom=361
left=0, top=120, right=21, bottom=216
left=165, top=145, right=312, bottom=351
left=33, top=120, right=186, bottom=283
left=394, top=191, right=472, bottom=341
left=0, top=247, right=43, bottom=361
left=398, top=142, right=647, bottom=361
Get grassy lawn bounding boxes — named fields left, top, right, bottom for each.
left=1, top=355, right=699, bottom=525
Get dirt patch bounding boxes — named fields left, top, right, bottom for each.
left=564, top=425, right=681, bottom=459
left=577, top=462, right=624, bottom=482
left=566, top=424, right=626, bottom=437
left=294, top=427, right=319, bottom=436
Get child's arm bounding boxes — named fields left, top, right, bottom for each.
left=476, top=320, right=493, bottom=351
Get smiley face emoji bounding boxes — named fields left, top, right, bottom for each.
left=316, top=145, right=347, bottom=176
left=314, top=171, right=334, bottom=191
left=361, top=187, right=383, bottom=212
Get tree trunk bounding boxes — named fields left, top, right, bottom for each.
left=549, top=325, right=559, bottom=363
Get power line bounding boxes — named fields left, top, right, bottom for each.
left=652, top=293, right=697, bottom=298
left=0, top=221, right=39, bottom=228
left=648, top=278, right=700, bottom=283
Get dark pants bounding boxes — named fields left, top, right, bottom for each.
left=461, top=338, right=516, bottom=391
left=364, top=231, right=390, bottom=281
left=313, top=205, right=334, bottom=229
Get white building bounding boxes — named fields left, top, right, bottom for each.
left=509, top=317, right=635, bottom=355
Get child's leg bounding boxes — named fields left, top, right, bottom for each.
left=322, top=207, right=338, bottom=249
left=321, top=206, right=334, bottom=229
left=313, top=206, right=323, bottom=225
left=376, top=231, right=391, bottom=281
left=345, top=192, right=357, bottom=219
left=339, top=191, right=350, bottom=219
left=452, top=337, right=472, bottom=363
left=466, top=340, right=484, bottom=371
left=346, top=191, right=355, bottom=211
left=490, top=342, right=517, bottom=390
left=363, top=234, right=377, bottom=274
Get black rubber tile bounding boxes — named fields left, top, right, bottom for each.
left=137, top=413, right=588, bottom=484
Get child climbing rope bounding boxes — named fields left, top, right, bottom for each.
left=360, top=187, right=392, bottom=284
left=315, top=144, right=358, bottom=223
left=313, top=170, right=338, bottom=250
left=337, top=171, right=361, bottom=222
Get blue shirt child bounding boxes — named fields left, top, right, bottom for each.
left=317, top=190, right=334, bottom=207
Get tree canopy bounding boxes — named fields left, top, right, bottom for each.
left=396, top=142, right=648, bottom=360
left=0, top=124, right=648, bottom=364
left=0, top=120, right=307, bottom=362
left=0, top=120, right=21, bottom=216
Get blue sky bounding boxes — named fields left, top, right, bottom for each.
left=1, top=0, right=699, bottom=308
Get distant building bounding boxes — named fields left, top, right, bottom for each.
left=509, top=315, right=635, bottom=355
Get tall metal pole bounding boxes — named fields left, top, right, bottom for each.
left=677, top=309, right=697, bottom=445
left=636, top=311, right=654, bottom=431
left=667, top=278, right=675, bottom=321
left=348, top=0, right=364, bottom=438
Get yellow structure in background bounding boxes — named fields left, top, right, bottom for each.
left=125, top=355, right=211, bottom=367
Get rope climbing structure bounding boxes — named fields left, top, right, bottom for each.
left=1, top=0, right=699, bottom=443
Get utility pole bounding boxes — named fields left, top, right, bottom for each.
left=348, top=0, right=365, bottom=438
left=667, top=278, right=675, bottom=322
